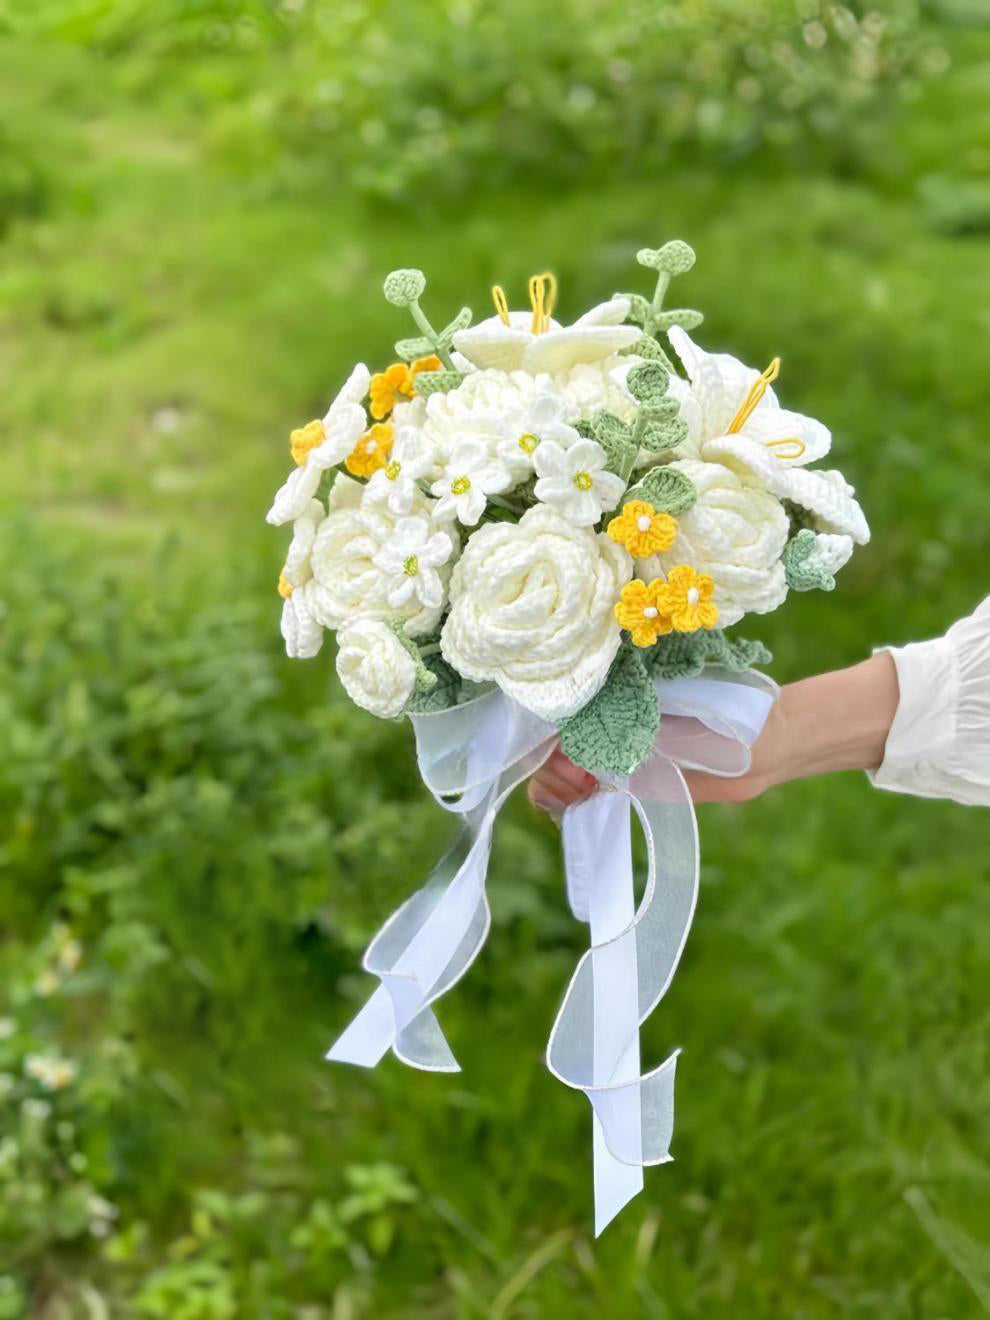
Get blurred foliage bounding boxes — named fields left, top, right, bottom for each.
left=2, top=0, right=990, bottom=1315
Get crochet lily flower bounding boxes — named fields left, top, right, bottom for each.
left=267, top=364, right=371, bottom=526
left=362, top=429, right=436, bottom=515
left=614, top=579, right=672, bottom=648
left=533, top=438, right=626, bottom=527
left=655, top=565, right=718, bottom=633
left=431, top=439, right=513, bottom=526
left=453, top=298, right=640, bottom=377
left=374, top=515, right=455, bottom=611
left=607, top=500, right=678, bottom=559
left=667, top=327, right=869, bottom=544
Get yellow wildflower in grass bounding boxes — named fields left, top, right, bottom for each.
left=289, top=419, right=325, bottom=466
left=369, top=357, right=443, bottom=420
left=614, top=579, right=673, bottom=648
left=345, top=421, right=394, bottom=478
left=656, top=565, right=719, bottom=633
left=606, top=500, right=678, bottom=559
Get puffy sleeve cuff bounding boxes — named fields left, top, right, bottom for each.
left=868, top=597, right=990, bottom=806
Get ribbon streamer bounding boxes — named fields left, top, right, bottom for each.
left=327, top=669, right=776, bottom=1232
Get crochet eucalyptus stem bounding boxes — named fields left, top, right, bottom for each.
left=409, top=300, right=455, bottom=371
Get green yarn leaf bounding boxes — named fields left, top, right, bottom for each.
left=626, top=363, right=669, bottom=404
left=405, top=652, right=459, bottom=713
left=782, top=528, right=837, bottom=592
left=413, top=370, right=465, bottom=396
left=644, top=630, right=772, bottom=681
left=394, top=334, right=436, bottom=362
left=383, top=268, right=426, bottom=307
left=388, top=622, right=439, bottom=697
left=651, top=308, right=704, bottom=332
left=435, top=305, right=472, bottom=351
left=621, top=292, right=653, bottom=326
left=558, top=645, right=659, bottom=776
left=591, top=410, right=636, bottom=475
left=621, top=334, right=674, bottom=368
left=627, top=465, right=696, bottom=514
left=637, top=418, right=687, bottom=453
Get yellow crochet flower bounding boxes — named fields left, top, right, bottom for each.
left=345, top=421, right=394, bottom=477
left=606, top=500, right=678, bottom=559
left=614, top=579, right=673, bottom=648
left=369, top=357, right=443, bottom=420
left=655, top=564, right=719, bottom=633
left=289, top=419, right=325, bottom=467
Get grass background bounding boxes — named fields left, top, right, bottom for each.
left=1, top=1, right=989, bottom=1315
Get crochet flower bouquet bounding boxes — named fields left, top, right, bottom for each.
left=267, top=242, right=868, bottom=1232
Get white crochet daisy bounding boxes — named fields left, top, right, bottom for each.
left=430, top=439, right=513, bottom=526
left=374, top=515, right=455, bottom=611
left=533, top=438, right=626, bottom=526
left=362, top=428, right=436, bottom=516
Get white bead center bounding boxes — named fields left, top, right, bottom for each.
left=687, top=587, right=699, bottom=606
left=643, top=606, right=658, bottom=619
left=636, top=515, right=652, bottom=532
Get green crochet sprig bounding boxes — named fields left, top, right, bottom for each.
left=623, top=464, right=697, bottom=516
left=643, top=629, right=772, bottom=681
left=383, top=268, right=472, bottom=372
left=616, top=241, right=703, bottom=369
left=557, top=644, right=660, bottom=776
left=781, top=529, right=838, bottom=593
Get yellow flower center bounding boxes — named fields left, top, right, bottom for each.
left=277, top=572, right=294, bottom=599
left=385, top=460, right=402, bottom=480
left=451, top=475, right=471, bottom=496
left=518, top=432, right=540, bottom=454
left=289, top=419, right=325, bottom=466
left=573, top=471, right=593, bottom=492
left=403, top=555, right=420, bottom=577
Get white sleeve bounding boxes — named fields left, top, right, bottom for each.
left=868, top=596, right=990, bottom=806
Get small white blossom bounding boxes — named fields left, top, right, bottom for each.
left=363, top=429, right=436, bottom=515
left=494, top=391, right=582, bottom=480
left=266, top=363, right=371, bottom=526
left=533, top=438, right=626, bottom=526
left=374, top=516, right=455, bottom=611
left=431, top=439, right=513, bottom=526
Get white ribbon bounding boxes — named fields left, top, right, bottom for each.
left=327, top=667, right=776, bottom=1232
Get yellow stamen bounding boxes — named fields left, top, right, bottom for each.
left=764, top=437, right=806, bottom=461
left=528, top=271, right=558, bottom=335
left=385, top=460, right=402, bottom=480
left=403, top=555, right=419, bottom=577
left=451, top=475, right=471, bottom=495
left=277, top=572, right=293, bottom=599
left=727, top=356, right=781, bottom=435
left=491, top=285, right=511, bottom=326
left=518, top=432, right=540, bottom=454
left=573, top=471, right=593, bottom=492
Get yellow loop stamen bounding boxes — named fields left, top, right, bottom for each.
left=528, top=271, right=558, bottom=335
left=491, top=284, right=510, bottom=326
left=726, top=356, right=781, bottom=435
left=764, top=437, right=806, bottom=461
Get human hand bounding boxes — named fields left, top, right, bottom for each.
left=528, top=653, right=898, bottom=815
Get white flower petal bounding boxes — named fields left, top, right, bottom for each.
left=267, top=463, right=321, bottom=526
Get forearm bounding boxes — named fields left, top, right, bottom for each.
left=765, top=652, right=900, bottom=787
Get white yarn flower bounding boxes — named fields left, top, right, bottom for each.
left=278, top=498, right=327, bottom=659
left=533, top=438, right=626, bottom=526
left=638, top=459, right=790, bottom=626
left=374, top=515, right=455, bottom=610
left=307, top=475, right=445, bottom=636
left=363, top=428, right=436, bottom=515
left=431, top=439, right=513, bottom=526
left=553, top=356, right=642, bottom=426
left=453, top=299, right=640, bottom=376
left=666, top=327, right=869, bottom=544
left=494, top=390, right=583, bottom=481
left=266, top=364, right=370, bottom=526
left=441, top=504, right=631, bottom=721
left=335, top=620, right=417, bottom=719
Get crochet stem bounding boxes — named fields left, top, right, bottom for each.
left=409, top=300, right=455, bottom=371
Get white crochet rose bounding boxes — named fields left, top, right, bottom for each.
left=553, top=355, right=641, bottom=426
left=441, top=504, right=631, bottom=721
left=638, top=460, right=789, bottom=627
left=307, top=475, right=447, bottom=636
left=335, top=620, right=417, bottom=719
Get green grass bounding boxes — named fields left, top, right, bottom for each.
left=2, top=6, right=990, bottom=1317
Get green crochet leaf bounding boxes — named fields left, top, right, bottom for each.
left=413, top=370, right=465, bottom=397
left=637, top=240, right=696, bottom=275
left=394, top=334, right=436, bottom=362
left=644, top=629, right=772, bottom=681
left=436, top=305, right=472, bottom=351
left=637, top=418, right=687, bottom=453
left=621, top=334, right=674, bottom=368
left=782, top=528, right=837, bottom=592
left=388, top=622, right=439, bottom=696
left=405, top=652, right=459, bottom=713
left=620, top=292, right=652, bottom=327
left=627, top=465, right=696, bottom=514
left=383, top=268, right=426, bottom=307
left=626, top=363, right=669, bottom=404
left=652, top=308, right=704, bottom=332
left=591, top=410, right=636, bottom=475
left=557, top=645, right=659, bottom=776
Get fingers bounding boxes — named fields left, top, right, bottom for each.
left=528, top=747, right=598, bottom=814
